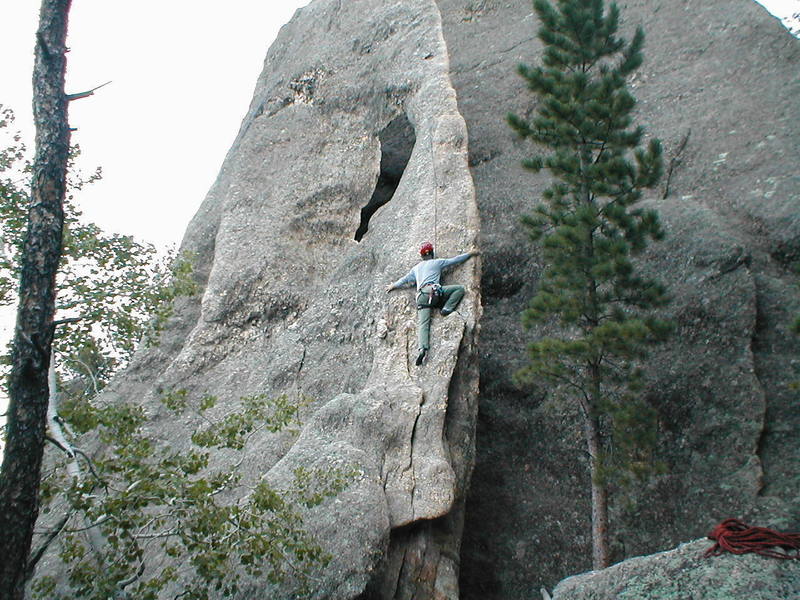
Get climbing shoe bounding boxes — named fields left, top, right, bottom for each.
left=441, top=308, right=453, bottom=316
left=415, top=348, right=428, bottom=366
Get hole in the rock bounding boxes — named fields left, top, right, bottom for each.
left=355, top=114, right=416, bottom=241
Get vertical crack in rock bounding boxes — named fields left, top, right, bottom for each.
left=362, top=521, right=450, bottom=600
left=750, top=273, right=770, bottom=496
left=392, top=546, right=411, bottom=600
left=747, top=261, right=800, bottom=509
left=406, top=393, right=425, bottom=519
left=661, top=129, right=692, bottom=199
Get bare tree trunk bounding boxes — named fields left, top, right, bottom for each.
left=46, top=354, right=106, bottom=557
left=0, top=1, right=72, bottom=597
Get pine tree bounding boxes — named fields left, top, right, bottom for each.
left=509, top=0, right=671, bottom=569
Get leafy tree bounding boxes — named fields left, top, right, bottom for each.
left=31, top=391, right=351, bottom=599
left=1, top=6, right=343, bottom=596
left=0, top=100, right=201, bottom=597
left=509, top=0, right=671, bottom=569
left=0, top=106, right=195, bottom=392
left=1, top=104, right=344, bottom=599
left=0, top=106, right=345, bottom=599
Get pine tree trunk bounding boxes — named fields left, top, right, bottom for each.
left=582, top=160, right=610, bottom=570
left=585, top=414, right=611, bottom=570
left=576, top=364, right=612, bottom=571
left=0, top=1, right=72, bottom=597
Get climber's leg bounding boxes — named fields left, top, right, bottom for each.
left=440, top=285, right=465, bottom=315
left=417, top=305, right=432, bottom=352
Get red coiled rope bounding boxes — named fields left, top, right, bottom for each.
left=705, top=518, right=800, bottom=560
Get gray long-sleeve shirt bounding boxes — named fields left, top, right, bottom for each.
left=391, top=253, right=472, bottom=292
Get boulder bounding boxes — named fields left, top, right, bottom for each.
left=550, top=539, right=800, bottom=600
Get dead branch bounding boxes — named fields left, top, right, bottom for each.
left=53, top=316, right=83, bottom=327
left=66, top=80, right=111, bottom=102
left=662, top=129, right=691, bottom=199
left=26, top=510, right=71, bottom=581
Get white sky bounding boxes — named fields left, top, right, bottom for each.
left=2, top=0, right=310, bottom=250
left=760, top=0, right=800, bottom=28
left=0, top=1, right=797, bottom=251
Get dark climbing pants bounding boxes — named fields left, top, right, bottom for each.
left=416, top=284, right=465, bottom=351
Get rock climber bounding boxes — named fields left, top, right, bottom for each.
left=386, top=242, right=478, bottom=366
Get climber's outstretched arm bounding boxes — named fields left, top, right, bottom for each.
left=387, top=270, right=415, bottom=293
left=440, top=250, right=480, bottom=270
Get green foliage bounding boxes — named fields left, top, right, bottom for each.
left=185, top=394, right=303, bottom=450
left=4, top=103, right=350, bottom=597
left=33, top=392, right=353, bottom=599
left=3, top=106, right=348, bottom=596
left=0, top=106, right=30, bottom=306
left=0, top=105, right=199, bottom=391
left=510, top=1, right=671, bottom=482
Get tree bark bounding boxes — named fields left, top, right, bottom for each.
left=0, top=1, right=72, bottom=598
left=584, top=412, right=610, bottom=570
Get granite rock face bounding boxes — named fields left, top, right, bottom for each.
left=438, top=0, right=800, bottom=596
left=550, top=539, right=800, bottom=600
left=93, top=0, right=480, bottom=598
left=49, top=0, right=800, bottom=598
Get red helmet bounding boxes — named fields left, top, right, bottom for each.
left=420, top=242, right=434, bottom=257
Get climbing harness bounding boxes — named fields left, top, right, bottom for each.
left=704, top=518, right=800, bottom=560
left=417, top=283, right=444, bottom=309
